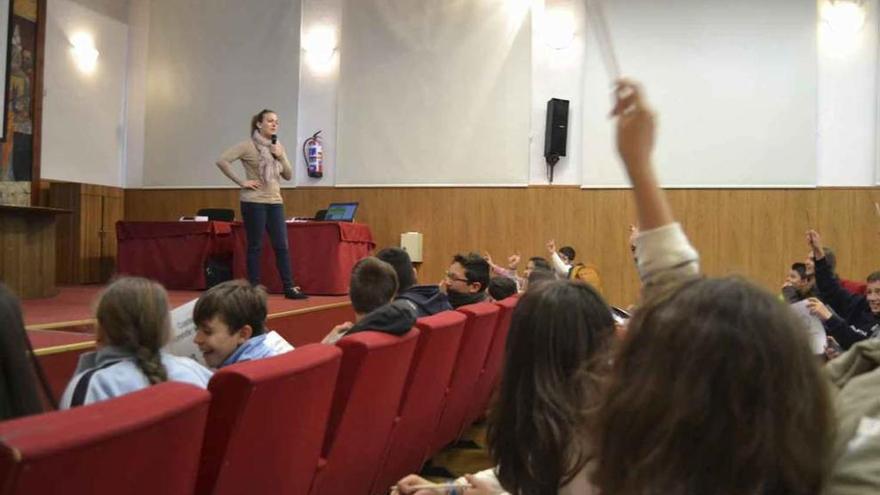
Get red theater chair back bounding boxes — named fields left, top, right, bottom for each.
left=465, top=295, right=518, bottom=425
left=0, top=382, right=210, bottom=495
left=371, top=310, right=468, bottom=493
left=196, top=344, right=342, bottom=495
left=309, top=329, right=419, bottom=495
left=431, top=302, right=500, bottom=452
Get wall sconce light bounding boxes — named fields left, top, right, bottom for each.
left=819, top=0, right=866, bottom=55
left=822, top=0, right=866, bottom=34
left=70, top=32, right=99, bottom=73
left=303, top=26, right=337, bottom=73
left=544, top=7, right=576, bottom=50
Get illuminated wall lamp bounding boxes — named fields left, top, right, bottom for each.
left=70, top=32, right=99, bottom=73
left=303, top=26, right=337, bottom=73
left=822, top=0, right=866, bottom=35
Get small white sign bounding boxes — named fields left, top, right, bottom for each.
left=164, top=298, right=206, bottom=366
left=264, top=330, right=295, bottom=354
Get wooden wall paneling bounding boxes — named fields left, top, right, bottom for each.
left=79, top=186, right=104, bottom=283
left=0, top=207, right=59, bottom=298
left=49, top=182, right=80, bottom=284
left=125, top=187, right=880, bottom=307
left=817, top=188, right=880, bottom=280
left=101, top=187, right=125, bottom=280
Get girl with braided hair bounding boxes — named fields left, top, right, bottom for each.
left=60, top=277, right=212, bottom=408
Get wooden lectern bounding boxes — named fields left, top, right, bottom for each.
left=0, top=204, right=70, bottom=298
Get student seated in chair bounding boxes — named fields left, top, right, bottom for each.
left=377, top=247, right=453, bottom=317
left=487, top=276, right=517, bottom=302
left=440, top=252, right=490, bottom=309
left=547, top=240, right=604, bottom=295
left=61, top=277, right=212, bottom=408
left=193, top=280, right=288, bottom=369
left=322, top=257, right=418, bottom=345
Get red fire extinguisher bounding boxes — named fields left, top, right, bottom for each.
left=302, top=131, right=324, bottom=178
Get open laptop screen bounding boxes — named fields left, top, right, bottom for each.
left=324, top=202, right=359, bottom=222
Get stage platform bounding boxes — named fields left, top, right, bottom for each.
left=25, top=285, right=355, bottom=401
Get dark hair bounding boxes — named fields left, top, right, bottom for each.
left=376, top=247, right=416, bottom=292
left=558, top=246, right=576, bottom=262
left=527, top=269, right=556, bottom=291
left=791, top=262, right=808, bottom=280
left=488, top=277, right=517, bottom=301
left=194, top=280, right=268, bottom=336
left=529, top=257, right=552, bottom=272
left=0, top=284, right=50, bottom=420
left=591, top=277, right=834, bottom=495
left=97, top=277, right=171, bottom=385
left=867, top=271, right=880, bottom=284
left=350, top=257, right=398, bottom=314
left=250, top=109, right=276, bottom=134
left=488, top=280, right=614, bottom=495
left=452, top=252, right=490, bottom=292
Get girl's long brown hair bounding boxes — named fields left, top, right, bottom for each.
left=487, top=280, right=614, bottom=495
left=591, top=277, right=834, bottom=495
left=96, top=277, right=171, bottom=385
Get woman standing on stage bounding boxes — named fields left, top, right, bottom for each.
left=216, top=109, right=307, bottom=299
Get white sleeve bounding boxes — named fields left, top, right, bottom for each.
left=455, top=467, right=507, bottom=494
left=550, top=252, right=569, bottom=277
left=633, top=223, right=700, bottom=286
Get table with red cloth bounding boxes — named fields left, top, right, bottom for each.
left=231, top=221, right=375, bottom=295
left=116, top=221, right=234, bottom=290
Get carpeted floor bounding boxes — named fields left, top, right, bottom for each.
left=21, top=285, right=349, bottom=328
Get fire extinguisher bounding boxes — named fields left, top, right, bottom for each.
left=302, top=131, right=324, bottom=178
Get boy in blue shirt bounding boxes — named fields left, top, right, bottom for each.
left=193, top=280, right=282, bottom=368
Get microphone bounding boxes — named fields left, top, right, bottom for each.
left=271, top=134, right=278, bottom=145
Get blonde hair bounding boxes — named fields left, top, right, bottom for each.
left=96, top=277, right=170, bottom=385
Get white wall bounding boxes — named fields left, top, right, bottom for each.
left=817, top=0, right=878, bottom=186
left=529, top=0, right=586, bottom=185
left=141, top=0, right=301, bottom=188
left=295, top=0, right=341, bottom=187
left=122, top=0, right=148, bottom=188
left=41, top=0, right=130, bottom=187
left=37, top=0, right=879, bottom=188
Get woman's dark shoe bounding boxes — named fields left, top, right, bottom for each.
left=284, top=286, right=309, bottom=300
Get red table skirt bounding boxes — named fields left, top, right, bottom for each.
left=116, top=221, right=234, bottom=290
left=232, top=222, right=375, bottom=295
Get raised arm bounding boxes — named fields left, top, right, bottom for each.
left=612, top=80, right=699, bottom=286
left=807, top=229, right=862, bottom=318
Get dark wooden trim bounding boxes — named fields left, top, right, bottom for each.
left=0, top=203, right=69, bottom=215
left=30, top=0, right=46, bottom=206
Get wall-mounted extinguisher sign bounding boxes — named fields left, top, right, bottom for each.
left=302, top=130, right=324, bottom=178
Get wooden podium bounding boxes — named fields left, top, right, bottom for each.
left=0, top=204, right=70, bottom=298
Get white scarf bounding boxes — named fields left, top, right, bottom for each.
left=252, top=130, right=282, bottom=184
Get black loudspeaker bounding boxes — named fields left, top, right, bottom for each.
left=544, top=98, right=569, bottom=161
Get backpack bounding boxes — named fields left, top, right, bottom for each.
left=568, top=263, right=603, bottom=295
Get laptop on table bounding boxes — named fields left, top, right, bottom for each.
left=322, top=202, right=359, bottom=222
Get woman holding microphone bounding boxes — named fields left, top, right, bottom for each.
left=216, top=109, right=307, bottom=299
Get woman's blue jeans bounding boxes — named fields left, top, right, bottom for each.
left=240, top=201, right=294, bottom=289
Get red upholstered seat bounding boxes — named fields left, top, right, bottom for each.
left=465, top=295, right=518, bottom=426
left=370, top=310, right=468, bottom=494
left=309, top=329, right=419, bottom=495
left=430, top=302, right=500, bottom=453
left=0, top=382, right=210, bottom=495
left=196, top=344, right=342, bottom=495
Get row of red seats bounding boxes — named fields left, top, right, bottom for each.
left=0, top=296, right=517, bottom=495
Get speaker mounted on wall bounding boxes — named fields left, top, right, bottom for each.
left=544, top=98, right=569, bottom=183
